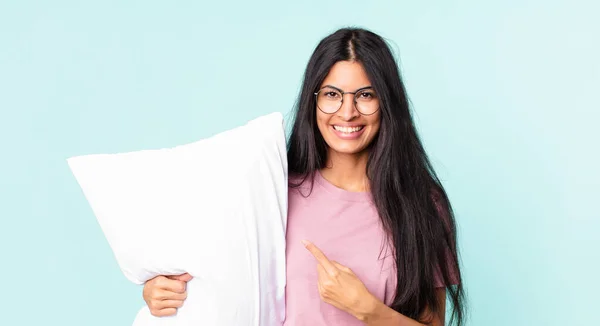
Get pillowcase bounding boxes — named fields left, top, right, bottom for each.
left=67, top=112, right=288, bottom=326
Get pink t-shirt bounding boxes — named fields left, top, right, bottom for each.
left=283, top=171, right=397, bottom=325
left=283, top=171, right=458, bottom=324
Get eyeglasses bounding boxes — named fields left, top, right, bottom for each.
left=314, top=85, right=379, bottom=115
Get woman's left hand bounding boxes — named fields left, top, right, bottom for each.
left=302, top=240, right=378, bottom=321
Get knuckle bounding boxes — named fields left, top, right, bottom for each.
left=150, top=289, right=162, bottom=300
left=175, top=282, right=186, bottom=293
left=149, top=306, right=161, bottom=316
left=148, top=300, right=160, bottom=311
left=155, top=276, right=168, bottom=288
left=144, top=282, right=155, bottom=295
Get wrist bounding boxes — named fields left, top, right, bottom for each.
left=353, top=292, right=381, bottom=322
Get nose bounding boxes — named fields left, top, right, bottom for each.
left=336, top=93, right=360, bottom=121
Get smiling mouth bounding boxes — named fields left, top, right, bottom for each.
left=332, top=125, right=365, bottom=134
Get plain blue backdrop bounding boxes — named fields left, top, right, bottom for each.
left=1, top=0, right=598, bottom=325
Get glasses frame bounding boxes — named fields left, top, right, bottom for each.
left=314, top=85, right=380, bottom=116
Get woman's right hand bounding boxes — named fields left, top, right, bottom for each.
left=143, top=273, right=193, bottom=317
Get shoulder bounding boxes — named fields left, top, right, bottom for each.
left=288, top=173, right=305, bottom=185
left=287, top=173, right=314, bottom=199
left=288, top=173, right=316, bottom=191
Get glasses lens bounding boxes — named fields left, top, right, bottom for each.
left=354, top=89, right=379, bottom=115
left=316, top=87, right=342, bottom=113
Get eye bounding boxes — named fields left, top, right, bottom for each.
left=324, top=91, right=341, bottom=99
left=358, top=91, right=374, bottom=99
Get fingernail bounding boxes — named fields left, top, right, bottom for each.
left=301, top=240, right=309, bottom=247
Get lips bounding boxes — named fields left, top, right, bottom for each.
left=330, top=125, right=366, bottom=140
left=332, top=125, right=365, bottom=133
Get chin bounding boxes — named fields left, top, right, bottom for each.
left=327, top=142, right=368, bottom=155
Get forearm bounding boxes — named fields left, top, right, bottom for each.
left=355, top=295, right=427, bottom=326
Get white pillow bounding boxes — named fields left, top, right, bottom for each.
left=67, top=112, right=288, bottom=326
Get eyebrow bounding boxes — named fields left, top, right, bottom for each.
left=321, top=84, right=374, bottom=92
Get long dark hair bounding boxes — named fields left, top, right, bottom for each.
left=287, top=27, right=466, bottom=325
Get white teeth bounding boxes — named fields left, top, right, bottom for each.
left=333, top=125, right=364, bottom=133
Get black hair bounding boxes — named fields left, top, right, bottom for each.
left=287, top=27, right=466, bottom=325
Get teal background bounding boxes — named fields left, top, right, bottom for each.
left=1, top=0, right=598, bottom=325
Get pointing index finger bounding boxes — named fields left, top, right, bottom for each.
left=302, top=240, right=337, bottom=275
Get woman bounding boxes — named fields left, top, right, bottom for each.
left=142, top=27, right=466, bottom=325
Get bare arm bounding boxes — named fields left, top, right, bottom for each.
left=303, top=240, right=447, bottom=326
left=360, top=288, right=447, bottom=326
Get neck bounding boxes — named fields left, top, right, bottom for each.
left=320, top=149, right=370, bottom=192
